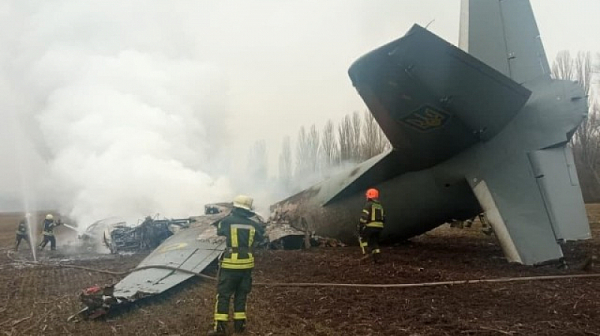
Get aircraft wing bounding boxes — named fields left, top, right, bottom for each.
left=112, top=218, right=226, bottom=300
left=349, top=24, right=531, bottom=171
left=470, top=145, right=589, bottom=265
left=459, top=0, right=551, bottom=84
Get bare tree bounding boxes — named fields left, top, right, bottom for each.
left=338, top=115, right=353, bottom=162
left=360, top=110, right=390, bottom=160
left=351, top=111, right=362, bottom=161
left=552, top=50, right=574, bottom=80
left=575, top=51, right=593, bottom=96
left=295, top=126, right=309, bottom=177
left=278, top=136, right=292, bottom=191
left=321, top=119, right=338, bottom=170
left=307, top=124, right=320, bottom=174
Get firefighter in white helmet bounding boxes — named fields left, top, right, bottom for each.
left=39, top=214, right=62, bottom=251
left=208, top=195, right=265, bottom=335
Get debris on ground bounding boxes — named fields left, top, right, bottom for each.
left=104, top=216, right=192, bottom=254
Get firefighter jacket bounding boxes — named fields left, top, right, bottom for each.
left=42, top=219, right=60, bottom=236
left=359, top=199, right=385, bottom=229
left=217, top=207, right=265, bottom=270
left=16, top=221, right=27, bottom=235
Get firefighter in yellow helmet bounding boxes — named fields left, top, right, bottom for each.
left=208, top=195, right=265, bottom=336
left=39, top=214, right=62, bottom=251
left=358, top=188, right=385, bottom=263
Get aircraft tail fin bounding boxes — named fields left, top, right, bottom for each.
left=459, top=0, right=551, bottom=84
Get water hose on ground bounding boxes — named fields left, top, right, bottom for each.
left=7, top=251, right=600, bottom=289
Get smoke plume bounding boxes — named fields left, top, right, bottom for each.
left=0, top=1, right=234, bottom=228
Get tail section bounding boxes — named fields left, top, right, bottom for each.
left=349, top=25, right=531, bottom=172
left=529, top=145, right=590, bottom=242
left=459, top=0, right=551, bottom=84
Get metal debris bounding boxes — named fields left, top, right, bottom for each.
left=104, top=216, right=192, bottom=254
left=73, top=209, right=229, bottom=320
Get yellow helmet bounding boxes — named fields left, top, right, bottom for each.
left=45, top=214, right=54, bottom=220
left=233, top=195, right=254, bottom=211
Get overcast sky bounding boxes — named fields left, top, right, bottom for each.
left=0, top=0, right=598, bottom=224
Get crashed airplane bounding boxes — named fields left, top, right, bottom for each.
left=73, top=0, right=590, bottom=320
left=271, top=0, right=591, bottom=265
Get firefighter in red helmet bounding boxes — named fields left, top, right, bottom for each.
left=358, top=188, right=385, bottom=263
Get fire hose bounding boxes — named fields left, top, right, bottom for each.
left=8, top=251, right=600, bottom=289
left=116, top=264, right=600, bottom=288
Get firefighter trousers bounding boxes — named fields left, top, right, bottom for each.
left=15, top=234, right=29, bottom=250
left=360, top=227, right=382, bottom=256
left=39, top=235, right=56, bottom=250
left=214, top=268, right=252, bottom=323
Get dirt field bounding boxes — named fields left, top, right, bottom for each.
left=0, top=208, right=599, bottom=336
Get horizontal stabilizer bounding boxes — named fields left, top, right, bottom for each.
left=469, top=146, right=591, bottom=265
left=528, top=145, right=591, bottom=241
left=349, top=24, right=531, bottom=170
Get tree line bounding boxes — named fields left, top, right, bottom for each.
left=552, top=51, right=600, bottom=202
left=278, top=111, right=390, bottom=193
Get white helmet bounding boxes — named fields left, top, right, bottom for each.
left=233, top=195, right=254, bottom=211
left=45, top=214, right=54, bottom=220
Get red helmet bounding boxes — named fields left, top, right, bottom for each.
left=365, top=188, right=379, bottom=199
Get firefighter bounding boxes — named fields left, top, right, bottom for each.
left=208, top=195, right=265, bottom=336
left=358, top=188, right=385, bottom=263
left=15, top=217, right=30, bottom=251
left=39, top=214, right=62, bottom=251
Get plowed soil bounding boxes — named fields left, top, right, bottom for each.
left=0, top=207, right=599, bottom=336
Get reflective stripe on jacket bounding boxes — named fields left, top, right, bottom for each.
left=217, top=208, right=265, bottom=270
left=42, top=220, right=58, bottom=236
left=359, top=200, right=385, bottom=229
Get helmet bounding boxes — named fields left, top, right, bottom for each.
left=45, top=214, right=54, bottom=221
left=233, top=195, right=254, bottom=211
left=365, top=188, right=379, bottom=199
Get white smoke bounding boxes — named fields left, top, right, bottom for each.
left=7, top=0, right=591, bottom=229
left=1, top=1, right=234, bottom=228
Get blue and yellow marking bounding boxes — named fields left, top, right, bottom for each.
left=159, top=242, right=188, bottom=253
left=401, top=105, right=450, bottom=131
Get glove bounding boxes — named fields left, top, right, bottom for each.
left=357, top=223, right=365, bottom=235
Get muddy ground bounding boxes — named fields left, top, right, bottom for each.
left=0, top=208, right=599, bottom=336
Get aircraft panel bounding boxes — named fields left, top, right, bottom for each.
left=113, top=223, right=225, bottom=299
left=349, top=24, right=531, bottom=170
left=470, top=155, right=564, bottom=264
left=459, top=0, right=550, bottom=84
left=528, top=146, right=591, bottom=241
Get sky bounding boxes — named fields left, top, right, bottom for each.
left=0, top=0, right=598, bottom=227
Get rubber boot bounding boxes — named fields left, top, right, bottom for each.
left=372, top=251, right=381, bottom=264
left=234, top=320, right=246, bottom=333
left=207, top=321, right=227, bottom=336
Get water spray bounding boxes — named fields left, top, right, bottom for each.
left=10, top=112, right=38, bottom=261
left=25, top=212, right=38, bottom=261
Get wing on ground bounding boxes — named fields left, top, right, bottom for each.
left=112, top=212, right=229, bottom=300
